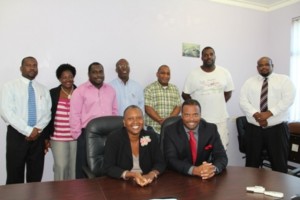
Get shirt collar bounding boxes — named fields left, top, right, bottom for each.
left=184, top=125, right=199, bottom=134
left=87, top=81, right=106, bottom=89
left=117, top=77, right=129, bottom=85
left=155, top=81, right=169, bottom=89
left=258, top=73, right=273, bottom=81
left=20, top=76, right=33, bottom=84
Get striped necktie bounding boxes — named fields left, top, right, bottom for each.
left=260, top=78, right=268, bottom=112
left=28, top=81, right=37, bottom=126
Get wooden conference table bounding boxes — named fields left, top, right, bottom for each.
left=0, top=166, right=299, bottom=200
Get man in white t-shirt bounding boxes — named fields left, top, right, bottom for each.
left=182, top=46, right=234, bottom=149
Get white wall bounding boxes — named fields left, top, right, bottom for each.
left=0, top=0, right=299, bottom=184
left=268, top=4, right=300, bottom=75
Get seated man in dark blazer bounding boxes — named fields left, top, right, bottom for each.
left=163, top=99, right=228, bottom=179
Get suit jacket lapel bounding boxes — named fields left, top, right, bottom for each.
left=196, top=120, right=210, bottom=162
left=120, top=128, right=133, bottom=162
left=177, top=121, right=193, bottom=163
left=139, top=130, right=152, bottom=161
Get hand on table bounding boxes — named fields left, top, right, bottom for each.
left=133, top=173, right=151, bottom=187
left=193, top=162, right=216, bottom=179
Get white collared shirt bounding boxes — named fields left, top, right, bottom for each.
left=0, top=77, right=51, bottom=136
left=239, top=73, right=295, bottom=126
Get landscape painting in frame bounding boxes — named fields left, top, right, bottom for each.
left=182, top=43, right=200, bottom=58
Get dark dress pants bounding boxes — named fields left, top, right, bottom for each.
left=6, top=126, right=45, bottom=184
left=75, top=129, right=87, bottom=179
left=245, top=122, right=289, bottom=173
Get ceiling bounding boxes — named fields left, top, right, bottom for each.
left=211, top=0, right=300, bottom=11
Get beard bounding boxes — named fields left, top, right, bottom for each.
left=204, top=60, right=215, bottom=67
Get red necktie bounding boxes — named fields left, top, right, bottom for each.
left=260, top=78, right=268, bottom=112
left=188, top=130, right=197, bottom=165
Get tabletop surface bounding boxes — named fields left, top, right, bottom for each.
left=1, top=166, right=299, bottom=200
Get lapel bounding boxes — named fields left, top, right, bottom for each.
left=177, top=121, right=193, bottom=162
left=120, top=128, right=152, bottom=164
left=120, top=128, right=134, bottom=162
left=196, top=120, right=210, bottom=161
left=138, top=130, right=148, bottom=161
left=50, top=86, right=61, bottom=119
left=53, top=86, right=61, bottom=105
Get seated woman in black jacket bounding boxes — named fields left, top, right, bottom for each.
left=103, top=105, right=166, bottom=187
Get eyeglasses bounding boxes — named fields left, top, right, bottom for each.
left=117, top=64, right=130, bottom=69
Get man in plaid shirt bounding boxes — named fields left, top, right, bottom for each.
left=144, top=65, right=181, bottom=134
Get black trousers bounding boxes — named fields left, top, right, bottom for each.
left=6, top=126, right=45, bottom=184
left=75, top=129, right=87, bottom=179
left=245, top=122, right=289, bottom=173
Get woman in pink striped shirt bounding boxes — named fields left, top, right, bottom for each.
left=44, top=64, right=77, bottom=180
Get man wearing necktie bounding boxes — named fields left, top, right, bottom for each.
left=0, top=57, right=51, bottom=184
left=240, top=57, right=296, bottom=173
left=163, top=99, right=228, bottom=179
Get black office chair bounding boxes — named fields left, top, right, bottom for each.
left=83, top=116, right=123, bottom=178
left=236, top=116, right=271, bottom=168
left=160, top=116, right=181, bottom=154
left=288, top=122, right=300, bottom=177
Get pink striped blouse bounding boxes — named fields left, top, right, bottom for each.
left=51, top=98, right=75, bottom=141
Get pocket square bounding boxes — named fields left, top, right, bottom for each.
left=204, top=144, right=213, bottom=150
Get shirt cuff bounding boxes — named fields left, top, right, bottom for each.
left=214, top=166, right=220, bottom=174
left=121, top=170, right=129, bottom=180
left=188, top=166, right=194, bottom=175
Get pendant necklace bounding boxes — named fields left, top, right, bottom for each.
left=61, top=86, right=74, bottom=99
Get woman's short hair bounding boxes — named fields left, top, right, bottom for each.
left=56, top=64, right=76, bottom=79
left=123, top=105, right=143, bottom=117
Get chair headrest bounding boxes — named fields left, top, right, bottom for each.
left=85, top=116, right=124, bottom=136
left=161, top=116, right=181, bottom=130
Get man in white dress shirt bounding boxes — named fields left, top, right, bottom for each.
left=239, top=56, right=295, bottom=173
left=0, top=56, right=51, bottom=184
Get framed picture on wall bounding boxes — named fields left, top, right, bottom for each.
left=182, top=43, right=200, bottom=58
